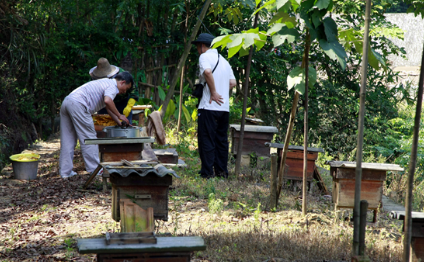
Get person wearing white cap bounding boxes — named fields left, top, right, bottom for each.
left=59, top=71, right=134, bottom=179
left=89, top=58, right=139, bottom=122
left=192, top=33, right=237, bottom=179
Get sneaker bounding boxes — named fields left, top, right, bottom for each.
left=97, top=168, right=104, bottom=176
left=62, top=171, right=77, bottom=179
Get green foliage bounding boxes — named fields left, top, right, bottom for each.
left=208, top=193, right=224, bottom=214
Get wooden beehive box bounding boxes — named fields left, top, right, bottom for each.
left=330, top=161, right=404, bottom=211
left=266, top=143, right=324, bottom=182
left=391, top=211, right=424, bottom=261
left=230, top=125, right=278, bottom=157
left=110, top=172, right=172, bottom=221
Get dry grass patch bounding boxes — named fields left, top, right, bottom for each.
left=0, top=134, right=405, bottom=261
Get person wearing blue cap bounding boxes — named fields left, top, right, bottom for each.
left=192, top=33, right=237, bottom=179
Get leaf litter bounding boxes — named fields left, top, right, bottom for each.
left=0, top=133, right=405, bottom=261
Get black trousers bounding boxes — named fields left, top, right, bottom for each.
left=198, top=109, right=229, bottom=178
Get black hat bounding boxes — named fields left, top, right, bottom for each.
left=192, top=33, right=215, bottom=46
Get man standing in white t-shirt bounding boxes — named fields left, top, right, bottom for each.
left=192, top=33, right=237, bottom=179
left=59, top=72, right=133, bottom=179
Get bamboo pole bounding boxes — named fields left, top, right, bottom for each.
left=277, top=91, right=299, bottom=198
left=302, top=31, right=311, bottom=216
left=177, top=67, right=184, bottom=134
left=403, top=42, right=424, bottom=262
left=234, top=10, right=260, bottom=176
left=359, top=200, right=368, bottom=256
left=352, top=0, right=371, bottom=256
left=270, top=154, right=278, bottom=210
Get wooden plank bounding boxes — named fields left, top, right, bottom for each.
left=132, top=105, right=153, bottom=110
left=412, top=237, right=424, bottom=261
left=231, top=131, right=271, bottom=156
left=101, top=160, right=158, bottom=166
left=265, top=142, right=324, bottom=153
left=313, top=165, right=329, bottom=195
left=99, top=144, right=144, bottom=153
left=335, top=168, right=387, bottom=181
left=153, top=149, right=178, bottom=164
left=232, top=131, right=274, bottom=140
left=334, top=179, right=382, bottom=209
left=110, top=174, right=172, bottom=187
left=119, top=200, right=155, bottom=233
left=102, top=152, right=141, bottom=162
left=411, top=223, right=424, bottom=238
left=283, top=150, right=319, bottom=161
left=391, top=211, right=424, bottom=220
left=85, top=137, right=155, bottom=145
left=97, top=252, right=191, bottom=262
left=229, top=124, right=278, bottom=133
left=328, top=161, right=404, bottom=171
left=77, top=236, right=206, bottom=254
left=112, top=185, right=170, bottom=221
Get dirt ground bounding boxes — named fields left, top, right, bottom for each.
left=0, top=134, right=405, bottom=262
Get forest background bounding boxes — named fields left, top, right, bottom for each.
left=2, top=0, right=424, bottom=208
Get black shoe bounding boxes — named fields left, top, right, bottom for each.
left=216, top=172, right=228, bottom=179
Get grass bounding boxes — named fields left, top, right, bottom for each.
left=0, top=129, right=407, bottom=261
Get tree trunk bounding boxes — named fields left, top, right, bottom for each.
left=159, top=0, right=213, bottom=118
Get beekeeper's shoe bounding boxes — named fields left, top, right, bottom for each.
left=62, top=171, right=77, bottom=179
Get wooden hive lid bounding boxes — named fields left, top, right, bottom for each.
left=229, top=124, right=278, bottom=133
left=327, top=161, right=404, bottom=171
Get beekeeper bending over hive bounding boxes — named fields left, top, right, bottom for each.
left=59, top=71, right=134, bottom=179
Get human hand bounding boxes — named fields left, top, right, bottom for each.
left=118, top=114, right=130, bottom=125
left=209, top=91, right=223, bottom=106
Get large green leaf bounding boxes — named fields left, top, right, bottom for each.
left=227, top=34, right=243, bottom=48
left=287, top=66, right=317, bottom=94
left=228, top=42, right=243, bottom=58
left=243, top=33, right=258, bottom=48
left=290, top=0, right=301, bottom=12
left=253, top=0, right=276, bottom=15
left=158, top=85, right=166, bottom=101
left=254, top=32, right=268, bottom=51
left=311, top=10, right=322, bottom=28
left=181, top=104, right=191, bottom=123
left=276, top=0, right=290, bottom=9
left=319, top=39, right=347, bottom=70
left=270, top=11, right=294, bottom=26
left=271, top=27, right=300, bottom=47
left=165, top=99, right=176, bottom=121
left=239, top=47, right=250, bottom=57
left=371, top=48, right=386, bottom=69
left=267, top=23, right=285, bottom=36
left=212, top=35, right=231, bottom=49
left=315, top=0, right=331, bottom=10
left=323, top=17, right=338, bottom=42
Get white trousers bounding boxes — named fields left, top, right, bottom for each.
left=59, top=97, right=99, bottom=177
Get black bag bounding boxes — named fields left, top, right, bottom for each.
left=191, top=52, right=220, bottom=99
left=192, top=83, right=204, bottom=99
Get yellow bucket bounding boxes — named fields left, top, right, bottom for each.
left=10, top=153, right=40, bottom=162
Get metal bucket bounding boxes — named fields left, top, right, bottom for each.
left=12, top=161, right=39, bottom=180
left=10, top=153, right=40, bottom=180
left=103, top=126, right=143, bottom=138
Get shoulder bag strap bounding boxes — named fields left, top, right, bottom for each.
left=203, top=52, right=220, bottom=86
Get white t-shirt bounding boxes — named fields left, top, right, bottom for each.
left=68, top=78, right=119, bottom=114
left=198, top=49, right=235, bottom=112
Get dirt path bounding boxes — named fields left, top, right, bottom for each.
left=0, top=134, right=111, bottom=261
